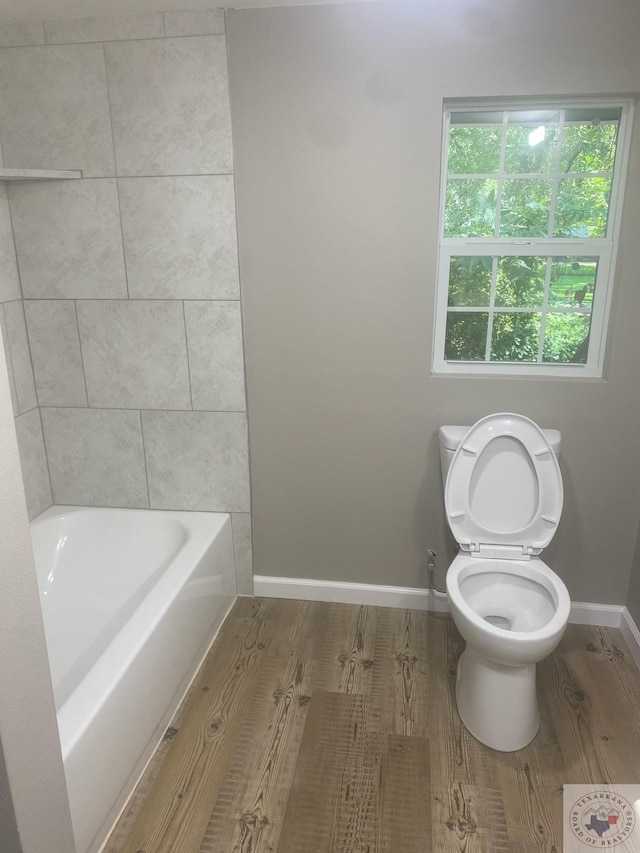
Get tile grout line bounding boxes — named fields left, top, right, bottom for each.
left=182, top=300, right=195, bottom=411
left=14, top=300, right=37, bottom=415
left=4, top=180, right=30, bottom=408
left=101, top=40, right=130, bottom=299
left=35, top=32, right=227, bottom=48
left=38, top=404, right=247, bottom=414
left=73, top=299, right=91, bottom=407
left=139, top=409, right=152, bottom=509
left=0, top=303, right=19, bottom=412
left=59, top=173, right=234, bottom=179
left=51, top=499, right=234, bottom=514
left=37, top=403, right=55, bottom=507
left=14, top=404, right=39, bottom=418
left=23, top=296, right=242, bottom=302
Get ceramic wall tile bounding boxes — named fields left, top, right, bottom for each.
left=0, top=306, right=18, bottom=414
left=231, top=512, right=253, bottom=594
left=4, top=300, right=37, bottom=414
left=105, top=36, right=232, bottom=176
left=15, top=408, right=52, bottom=520
left=42, top=407, right=148, bottom=508
left=24, top=300, right=87, bottom=407
left=0, top=185, right=21, bottom=303
left=0, top=18, right=250, bottom=519
left=76, top=300, right=190, bottom=409
left=0, top=43, right=115, bottom=177
left=119, top=176, right=239, bottom=299
left=143, top=410, right=250, bottom=512
left=44, top=13, right=164, bottom=44
left=164, top=10, right=225, bottom=37
left=0, top=21, right=45, bottom=47
left=9, top=179, right=127, bottom=299
left=185, top=300, right=245, bottom=410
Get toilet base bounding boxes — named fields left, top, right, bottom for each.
left=455, top=645, right=540, bottom=751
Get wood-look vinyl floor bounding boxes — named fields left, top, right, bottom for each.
left=106, top=597, right=640, bottom=853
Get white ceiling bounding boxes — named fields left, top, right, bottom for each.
left=0, top=0, right=387, bottom=23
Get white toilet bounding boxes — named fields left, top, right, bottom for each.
left=439, top=412, right=571, bottom=752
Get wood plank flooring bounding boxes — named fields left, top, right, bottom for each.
left=106, top=598, right=640, bottom=853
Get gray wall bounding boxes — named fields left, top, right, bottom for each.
left=228, top=0, right=640, bottom=603
left=0, top=10, right=252, bottom=591
left=0, top=738, right=22, bottom=853
left=627, top=521, right=640, bottom=625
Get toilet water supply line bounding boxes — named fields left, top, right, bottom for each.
left=427, top=549, right=447, bottom=594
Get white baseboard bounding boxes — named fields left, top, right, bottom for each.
left=253, top=575, right=450, bottom=612
left=254, top=575, right=632, bottom=631
left=620, top=607, right=640, bottom=670
left=569, top=601, right=624, bottom=628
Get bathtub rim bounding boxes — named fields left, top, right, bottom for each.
left=30, top=505, right=236, bottom=760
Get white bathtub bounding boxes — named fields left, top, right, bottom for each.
left=30, top=505, right=237, bottom=853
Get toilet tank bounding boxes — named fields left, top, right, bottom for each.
left=438, top=424, right=561, bottom=486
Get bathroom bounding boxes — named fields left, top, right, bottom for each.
left=1, top=0, right=640, bottom=850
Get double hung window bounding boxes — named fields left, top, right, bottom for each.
left=433, top=100, right=633, bottom=377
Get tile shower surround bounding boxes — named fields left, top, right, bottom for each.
left=0, top=10, right=252, bottom=591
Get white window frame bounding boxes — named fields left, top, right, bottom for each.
left=432, top=97, right=635, bottom=378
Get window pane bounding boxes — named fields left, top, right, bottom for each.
left=504, top=123, right=559, bottom=173
left=448, top=256, right=492, bottom=307
left=548, top=257, right=598, bottom=308
left=445, top=179, right=497, bottom=237
left=445, top=312, right=488, bottom=360
left=495, top=256, right=546, bottom=308
left=499, top=179, right=552, bottom=237
left=543, top=313, right=592, bottom=363
left=448, top=125, right=501, bottom=174
left=560, top=121, right=618, bottom=173
left=553, top=177, right=611, bottom=237
left=490, top=313, right=541, bottom=361
left=438, top=102, right=628, bottom=375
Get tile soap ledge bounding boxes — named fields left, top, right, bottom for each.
left=0, top=168, right=82, bottom=181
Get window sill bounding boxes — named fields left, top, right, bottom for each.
left=431, top=363, right=607, bottom=381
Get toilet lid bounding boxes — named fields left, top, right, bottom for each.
left=444, top=413, right=563, bottom=555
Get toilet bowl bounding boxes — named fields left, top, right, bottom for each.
left=439, top=413, right=571, bottom=751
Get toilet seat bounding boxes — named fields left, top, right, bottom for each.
left=445, top=413, right=563, bottom=558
